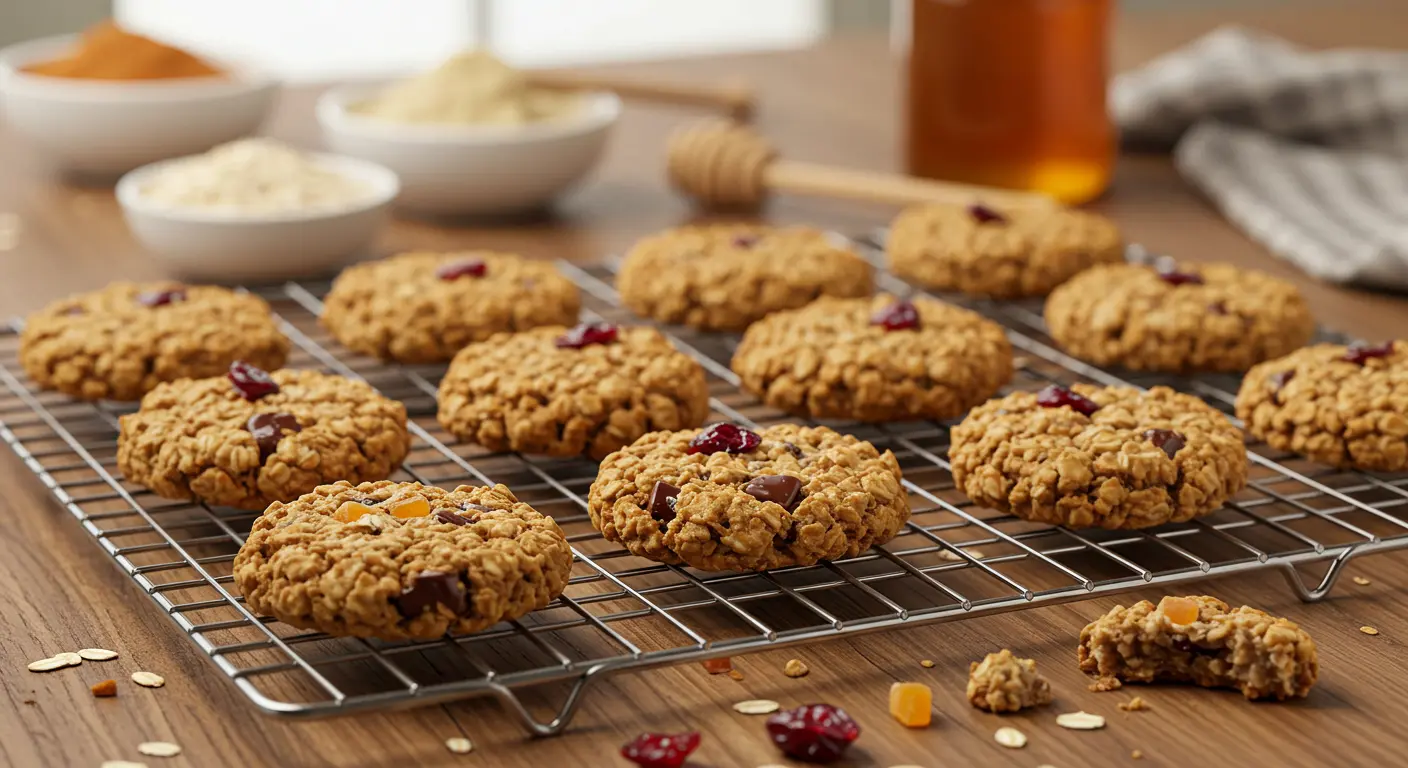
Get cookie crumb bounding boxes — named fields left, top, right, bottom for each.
left=1353, top=576, right=1371, bottom=586
left=445, top=737, right=474, bottom=754
left=22, top=699, right=36, bottom=706
left=920, top=659, right=935, bottom=669
left=783, top=658, right=809, bottom=678
left=733, top=699, right=781, bottom=715
left=1361, top=626, right=1380, bottom=636
left=1133, top=749, right=1144, bottom=759
left=137, top=742, right=182, bottom=758
left=702, top=657, right=733, bottom=675
left=1118, top=696, right=1149, bottom=712
left=967, top=649, right=1053, bottom=713
left=91, top=679, right=118, bottom=697
left=131, top=671, right=166, bottom=688
left=994, top=726, right=1027, bottom=749
left=728, top=669, right=745, bottom=682
left=1088, top=675, right=1123, bottom=692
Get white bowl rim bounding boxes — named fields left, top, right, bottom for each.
left=0, top=34, right=277, bottom=99
left=116, top=150, right=401, bottom=224
left=317, top=82, right=621, bottom=145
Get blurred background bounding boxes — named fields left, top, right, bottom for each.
left=1, top=0, right=1307, bottom=77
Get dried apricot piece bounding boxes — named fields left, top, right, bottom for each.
left=701, top=657, right=732, bottom=675
left=1157, top=596, right=1200, bottom=625
left=390, top=498, right=431, bottom=519
left=333, top=501, right=375, bottom=523
left=888, top=681, right=932, bottom=728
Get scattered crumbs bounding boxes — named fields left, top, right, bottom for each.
left=920, top=660, right=936, bottom=669
left=1118, top=696, right=1149, bottom=712
left=91, top=679, right=118, bottom=698
left=783, top=658, right=810, bottom=678
left=137, top=742, right=182, bottom=758
left=22, top=699, right=36, bottom=706
left=1361, top=626, right=1380, bottom=636
left=1132, top=749, right=1144, bottom=760
left=445, top=737, right=474, bottom=755
left=1088, top=675, right=1123, bottom=692
left=702, top=657, right=733, bottom=675
left=1353, top=576, right=1371, bottom=586
left=728, top=669, right=745, bottom=682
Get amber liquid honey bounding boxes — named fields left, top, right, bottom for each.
left=905, top=0, right=1115, bottom=204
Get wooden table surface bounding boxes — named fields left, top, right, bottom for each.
left=4, top=3, right=1408, bottom=767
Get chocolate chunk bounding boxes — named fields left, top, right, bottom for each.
left=743, top=475, right=803, bottom=511
left=1144, top=429, right=1186, bottom=459
left=396, top=571, right=469, bottom=619
left=967, top=203, right=1006, bottom=224
left=434, top=510, right=473, bottom=526
left=782, top=441, right=804, bottom=459
left=1208, top=301, right=1228, bottom=315
left=647, top=481, right=681, bottom=523
left=245, top=412, right=301, bottom=462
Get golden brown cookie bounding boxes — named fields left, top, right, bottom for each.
left=1044, top=260, right=1315, bottom=373
left=886, top=202, right=1122, bottom=298
left=966, top=650, right=1053, bottom=713
left=616, top=224, right=874, bottom=332
left=321, top=251, right=581, bottom=363
left=1236, top=341, right=1407, bottom=471
left=731, top=294, right=1013, bottom=422
left=437, top=322, right=710, bottom=460
left=949, top=384, right=1247, bottom=529
left=19, top=282, right=289, bottom=401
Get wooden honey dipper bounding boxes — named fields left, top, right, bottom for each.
left=667, top=120, right=1053, bottom=210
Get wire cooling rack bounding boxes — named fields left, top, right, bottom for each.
left=4, top=246, right=1408, bottom=735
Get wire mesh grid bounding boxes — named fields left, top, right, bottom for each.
left=3, top=243, right=1408, bottom=734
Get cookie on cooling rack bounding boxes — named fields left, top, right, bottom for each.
left=320, top=251, right=581, bottom=363
left=1044, top=260, right=1315, bottom=373
left=949, top=384, right=1247, bottom=530
left=437, top=322, right=710, bottom=460
left=117, top=362, right=410, bottom=510
left=886, top=202, right=1123, bottom=299
left=19, top=282, right=290, bottom=401
left=587, top=423, right=909, bottom=571
left=615, top=224, right=874, bottom=332
left=731, top=294, right=1013, bottom=422
left=1078, top=595, right=1318, bottom=700
left=1236, top=341, right=1407, bottom=471
left=234, top=480, right=573, bottom=640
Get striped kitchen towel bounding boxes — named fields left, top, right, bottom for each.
left=1111, top=27, right=1408, bottom=291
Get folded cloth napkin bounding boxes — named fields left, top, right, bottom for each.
left=1112, top=27, right=1408, bottom=291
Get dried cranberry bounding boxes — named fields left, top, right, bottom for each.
left=783, top=441, right=804, bottom=459
left=967, top=203, right=1006, bottom=225
left=744, top=475, right=803, bottom=511
left=228, top=360, right=280, bottom=401
left=395, top=571, right=469, bottom=619
left=435, top=258, right=487, bottom=281
left=136, top=287, right=186, bottom=307
left=647, top=481, right=681, bottom=523
left=1208, top=301, right=1228, bottom=315
left=1144, top=429, right=1186, bottom=459
left=687, top=423, right=761, bottom=455
left=620, top=731, right=700, bottom=768
left=1269, top=370, right=1295, bottom=395
left=554, top=322, right=619, bottom=349
left=870, top=299, right=920, bottom=331
left=765, top=703, right=860, bottom=763
left=1343, top=341, right=1395, bottom=365
left=1155, top=262, right=1205, bottom=287
left=731, top=233, right=760, bottom=248
left=1035, top=385, right=1100, bottom=417
left=245, top=412, right=301, bottom=462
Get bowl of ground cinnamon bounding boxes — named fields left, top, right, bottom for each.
left=0, top=22, right=276, bottom=175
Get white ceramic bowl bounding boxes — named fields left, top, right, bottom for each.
left=0, top=35, right=277, bottom=176
left=116, top=153, right=399, bottom=284
left=317, top=83, right=619, bottom=216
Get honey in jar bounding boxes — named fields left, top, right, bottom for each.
left=903, top=0, right=1115, bottom=204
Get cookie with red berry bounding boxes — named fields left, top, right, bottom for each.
left=949, top=384, right=1247, bottom=529
left=731, top=294, right=1013, bottom=422
left=321, top=251, right=581, bottom=363
left=436, top=323, right=710, bottom=460
left=118, top=362, right=409, bottom=510
left=587, top=423, right=909, bottom=571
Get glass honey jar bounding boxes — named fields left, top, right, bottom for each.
left=901, top=0, right=1115, bottom=204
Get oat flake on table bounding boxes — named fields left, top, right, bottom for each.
left=733, top=699, right=781, bottom=715
left=1056, top=711, right=1107, bottom=730
left=445, top=737, right=474, bottom=754
left=994, top=726, right=1028, bottom=748
left=131, top=671, right=166, bottom=688
left=78, top=648, right=119, bottom=661
left=137, top=741, right=182, bottom=758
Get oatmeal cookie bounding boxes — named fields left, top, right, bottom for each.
left=118, top=363, right=410, bottom=510
left=966, top=649, right=1053, bottom=713
left=616, top=224, right=874, bottom=332
left=1044, top=261, right=1315, bottom=373
left=1236, top=341, right=1407, bottom=471
left=234, top=480, right=573, bottom=640
left=949, top=385, right=1247, bottom=529
left=731, top=294, right=1013, bottom=422
left=1078, top=595, right=1318, bottom=700
left=320, top=251, right=581, bottom=363
left=437, top=323, right=710, bottom=460
left=588, top=423, right=909, bottom=571
left=886, top=202, right=1122, bottom=298
left=19, top=282, right=289, bottom=401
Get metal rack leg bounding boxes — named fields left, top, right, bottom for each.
left=488, top=670, right=600, bottom=737
left=1279, top=550, right=1356, bottom=602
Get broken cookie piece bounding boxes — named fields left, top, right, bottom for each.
left=1078, top=595, right=1318, bottom=700
left=967, top=649, right=1054, bottom=713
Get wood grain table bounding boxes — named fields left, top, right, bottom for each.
left=4, top=3, right=1408, bottom=767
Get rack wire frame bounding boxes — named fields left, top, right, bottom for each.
left=3, top=243, right=1407, bottom=735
